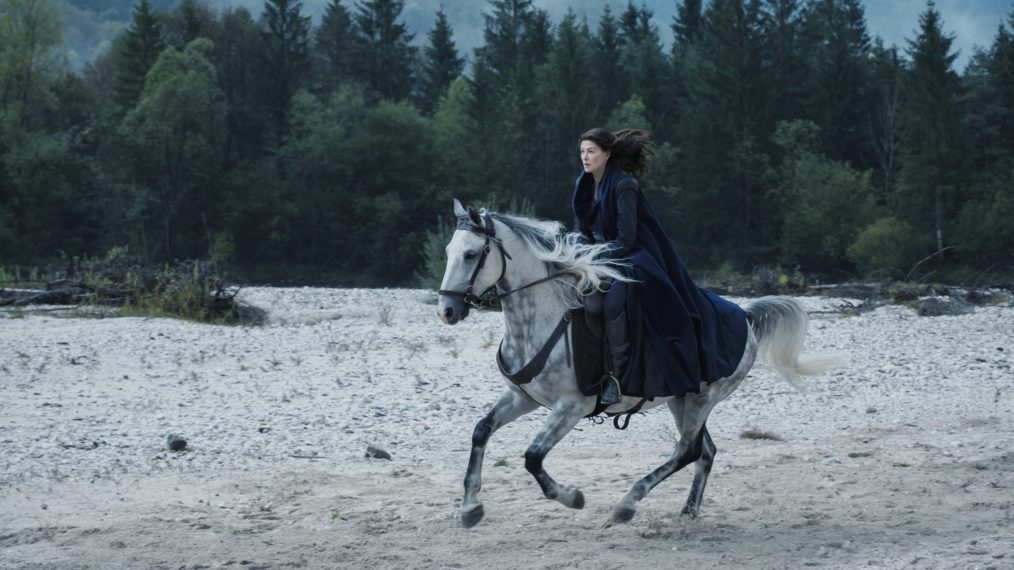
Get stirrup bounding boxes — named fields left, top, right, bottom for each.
left=601, top=375, right=622, bottom=406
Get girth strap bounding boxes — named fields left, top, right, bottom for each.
left=497, top=311, right=572, bottom=385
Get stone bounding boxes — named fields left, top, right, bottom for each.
left=916, top=298, right=974, bottom=317
left=166, top=433, right=187, bottom=452
left=365, top=445, right=391, bottom=460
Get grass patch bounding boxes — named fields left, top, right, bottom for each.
left=2, top=251, right=265, bottom=325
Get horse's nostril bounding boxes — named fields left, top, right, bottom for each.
left=444, top=307, right=454, bottom=319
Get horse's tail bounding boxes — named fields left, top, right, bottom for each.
left=745, top=296, right=843, bottom=391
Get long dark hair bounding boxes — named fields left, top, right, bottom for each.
left=578, top=128, right=653, bottom=178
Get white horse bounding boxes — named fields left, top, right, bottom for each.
left=437, top=199, right=841, bottom=528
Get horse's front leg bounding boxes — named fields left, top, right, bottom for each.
left=524, top=400, right=589, bottom=510
left=462, top=389, right=539, bottom=528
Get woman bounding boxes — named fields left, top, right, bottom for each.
left=572, top=128, right=748, bottom=405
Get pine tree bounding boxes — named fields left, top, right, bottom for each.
left=952, top=14, right=1014, bottom=267
left=619, top=1, right=640, bottom=42
left=467, top=0, right=547, bottom=208
left=351, top=0, right=415, bottom=101
left=463, top=53, right=505, bottom=199
left=799, top=0, right=872, bottom=166
left=953, top=59, right=1014, bottom=265
left=521, top=7, right=551, bottom=67
left=677, top=0, right=772, bottom=265
left=897, top=1, right=971, bottom=254
left=476, top=0, right=536, bottom=86
left=535, top=9, right=597, bottom=218
left=866, top=39, right=905, bottom=203
left=313, top=0, right=354, bottom=94
left=215, top=7, right=266, bottom=165
left=760, top=0, right=806, bottom=128
left=113, top=0, right=165, bottom=112
left=163, top=0, right=216, bottom=49
left=673, top=0, right=703, bottom=51
left=990, top=10, right=1014, bottom=154
left=594, top=5, right=627, bottom=122
left=260, top=0, right=311, bottom=154
left=629, top=7, right=670, bottom=134
left=669, top=0, right=704, bottom=141
left=961, top=51, right=1005, bottom=192
left=418, top=8, right=464, bottom=114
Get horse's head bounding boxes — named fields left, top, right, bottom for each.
left=437, top=199, right=508, bottom=325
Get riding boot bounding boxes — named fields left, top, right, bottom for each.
left=601, top=311, right=629, bottom=406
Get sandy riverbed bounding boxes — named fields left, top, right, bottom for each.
left=1, top=288, right=1011, bottom=569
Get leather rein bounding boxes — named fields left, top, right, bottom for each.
left=437, top=213, right=568, bottom=310
left=437, top=213, right=646, bottom=427
left=437, top=213, right=573, bottom=386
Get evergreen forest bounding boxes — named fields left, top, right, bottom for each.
left=2, top=0, right=1013, bottom=286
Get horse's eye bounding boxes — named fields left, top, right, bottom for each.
left=464, top=251, right=478, bottom=261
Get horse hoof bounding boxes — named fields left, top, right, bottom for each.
left=461, top=504, right=484, bottom=528
left=609, top=506, right=636, bottom=525
left=564, top=488, right=585, bottom=509
left=680, top=506, right=699, bottom=519
left=558, top=486, right=584, bottom=509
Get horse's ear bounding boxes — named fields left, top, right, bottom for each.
left=466, top=205, right=482, bottom=226
left=453, top=198, right=467, bottom=218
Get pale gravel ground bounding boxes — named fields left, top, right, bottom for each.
left=0, top=288, right=1011, bottom=570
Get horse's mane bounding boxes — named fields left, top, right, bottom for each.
left=486, top=211, right=631, bottom=307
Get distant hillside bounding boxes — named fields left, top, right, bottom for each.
left=60, top=0, right=175, bottom=68
left=58, top=0, right=679, bottom=69
left=56, top=0, right=1010, bottom=71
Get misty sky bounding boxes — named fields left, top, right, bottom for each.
left=864, top=0, right=1010, bottom=67
left=209, top=0, right=1012, bottom=70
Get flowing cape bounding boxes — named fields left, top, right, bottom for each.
left=573, top=164, right=748, bottom=398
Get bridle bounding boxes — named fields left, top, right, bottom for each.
left=438, top=210, right=645, bottom=424
left=437, top=213, right=568, bottom=311
left=437, top=213, right=511, bottom=310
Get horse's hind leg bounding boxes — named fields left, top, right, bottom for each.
left=681, top=424, right=716, bottom=518
left=524, top=401, right=588, bottom=510
left=462, top=389, right=539, bottom=528
left=607, top=385, right=731, bottom=526
left=607, top=415, right=706, bottom=526
left=676, top=335, right=757, bottom=521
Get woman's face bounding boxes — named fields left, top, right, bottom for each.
left=580, top=140, right=610, bottom=176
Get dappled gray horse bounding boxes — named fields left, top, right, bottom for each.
left=437, top=200, right=840, bottom=528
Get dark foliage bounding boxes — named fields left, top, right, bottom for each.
left=1, top=0, right=1012, bottom=287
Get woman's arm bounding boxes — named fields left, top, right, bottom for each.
left=605, top=183, right=638, bottom=258
left=575, top=216, right=595, bottom=243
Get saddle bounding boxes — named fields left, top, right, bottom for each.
left=572, top=295, right=649, bottom=427
left=570, top=304, right=605, bottom=398
left=497, top=294, right=608, bottom=397
left=495, top=292, right=646, bottom=426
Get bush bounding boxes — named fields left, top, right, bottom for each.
left=773, top=120, right=875, bottom=270
left=847, top=217, right=925, bottom=277
left=415, top=217, right=454, bottom=290
left=955, top=189, right=1014, bottom=266
left=415, top=197, right=535, bottom=290
left=121, top=259, right=263, bottom=324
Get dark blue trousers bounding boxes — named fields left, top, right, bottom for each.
left=604, top=279, right=627, bottom=321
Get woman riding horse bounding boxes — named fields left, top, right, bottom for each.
left=573, top=128, right=749, bottom=405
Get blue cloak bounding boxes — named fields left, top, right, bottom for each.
left=572, top=164, right=748, bottom=399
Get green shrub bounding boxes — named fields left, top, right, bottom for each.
left=416, top=197, right=535, bottom=290
left=120, top=260, right=261, bottom=324
left=847, top=217, right=925, bottom=277
left=415, top=217, right=454, bottom=290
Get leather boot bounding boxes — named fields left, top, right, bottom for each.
left=601, top=312, right=629, bottom=406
